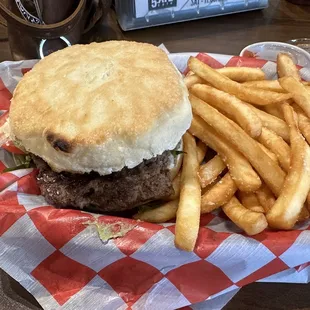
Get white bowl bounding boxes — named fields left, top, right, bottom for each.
left=240, top=41, right=310, bottom=68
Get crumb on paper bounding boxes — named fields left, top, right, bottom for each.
left=84, top=220, right=137, bottom=242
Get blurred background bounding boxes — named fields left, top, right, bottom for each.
left=0, top=0, right=310, bottom=60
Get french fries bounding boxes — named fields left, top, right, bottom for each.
left=133, top=200, right=178, bottom=223
left=188, top=56, right=291, bottom=106
left=263, top=103, right=284, bottom=120
left=201, top=173, right=238, bottom=213
left=244, top=102, right=290, bottom=142
left=243, top=80, right=286, bottom=93
left=190, top=84, right=262, bottom=138
left=279, top=76, right=310, bottom=118
left=238, top=191, right=265, bottom=213
left=267, top=104, right=310, bottom=230
left=190, top=115, right=262, bottom=192
left=277, top=53, right=301, bottom=81
left=258, top=143, right=279, bottom=164
left=196, top=140, right=208, bottom=164
left=184, top=74, right=205, bottom=88
left=258, top=128, right=291, bottom=172
left=216, top=67, right=265, bottom=82
left=243, top=80, right=309, bottom=93
left=136, top=53, right=310, bottom=248
left=199, top=155, right=226, bottom=188
left=190, top=94, right=285, bottom=196
left=185, top=68, right=265, bottom=87
left=292, top=103, right=310, bottom=144
left=256, top=183, right=276, bottom=213
left=175, top=132, right=201, bottom=251
left=222, top=196, right=268, bottom=235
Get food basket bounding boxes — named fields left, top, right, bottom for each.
left=0, top=49, right=310, bottom=310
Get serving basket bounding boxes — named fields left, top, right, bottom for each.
left=0, top=49, right=309, bottom=310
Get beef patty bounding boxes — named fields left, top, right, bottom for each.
left=33, top=151, right=174, bottom=213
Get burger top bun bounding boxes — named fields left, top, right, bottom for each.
left=9, top=41, right=192, bottom=175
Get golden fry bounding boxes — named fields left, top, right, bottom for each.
left=184, top=74, right=205, bottom=88
left=279, top=76, right=310, bottom=118
left=258, top=143, right=279, bottom=164
left=292, top=103, right=310, bottom=144
left=263, top=103, right=285, bottom=120
left=188, top=57, right=291, bottom=106
left=256, top=183, right=276, bottom=213
left=201, top=173, right=237, bottom=213
left=201, top=175, right=221, bottom=195
left=238, top=191, right=265, bottom=213
left=196, top=139, right=208, bottom=164
left=243, top=80, right=286, bottom=93
left=133, top=200, right=178, bottom=223
left=199, top=155, right=226, bottom=188
left=267, top=104, right=310, bottom=230
left=243, top=80, right=309, bottom=92
left=190, top=115, right=261, bottom=192
left=244, top=102, right=290, bottom=142
left=217, top=67, right=265, bottom=82
left=190, top=84, right=262, bottom=138
left=175, top=132, right=201, bottom=251
left=277, top=53, right=301, bottom=81
left=190, top=94, right=285, bottom=196
left=222, top=196, right=268, bottom=235
left=258, top=127, right=291, bottom=172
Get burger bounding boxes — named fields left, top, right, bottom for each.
left=8, top=41, right=192, bottom=213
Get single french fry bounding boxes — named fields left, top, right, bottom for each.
left=190, top=94, right=286, bottom=196
left=238, top=191, right=265, bottom=213
left=175, top=132, right=201, bottom=251
left=258, top=127, right=291, bottom=172
left=196, top=140, right=208, bottom=164
left=267, top=104, right=310, bottom=230
left=258, top=143, right=279, bottom=164
left=133, top=200, right=178, bottom=223
left=190, top=84, right=262, bottom=138
left=244, top=102, right=290, bottom=142
left=263, top=103, right=285, bottom=120
left=243, top=80, right=309, bottom=92
left=256, top=183, right=276, bottom=213
left=243, top=80, right=286, bottom=93
left=186, top=70, right=195, bottom=76
left=188, top=57, right=291, bottom=106
left=222, top=196, right=268, bottom=235
left=279, top=76, right=310, bottom=118
left=292, top=103, right=310, bottom=144
left=201, top=175, right=221, bottom=195
left=190, top=115, right=262, bottom=192
left=217, top=67, right=265, bottom=82
left=277, top=53, right=301, bottom=81
left=199, top=155, right=226, bottom=188
left=184, top=74, right=205, bottom=88
left=201, top=173, right=238, bottom=213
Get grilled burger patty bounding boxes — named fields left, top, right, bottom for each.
left=33, top=151, right=174, bottom=213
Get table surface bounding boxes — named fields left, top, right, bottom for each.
left=1, top=0, right=310, bottom=309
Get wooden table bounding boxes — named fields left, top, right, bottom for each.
left=1, top=0, right=310, bottom=309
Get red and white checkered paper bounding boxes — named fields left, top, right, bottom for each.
left=1, top=53, right=310, bottom=310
